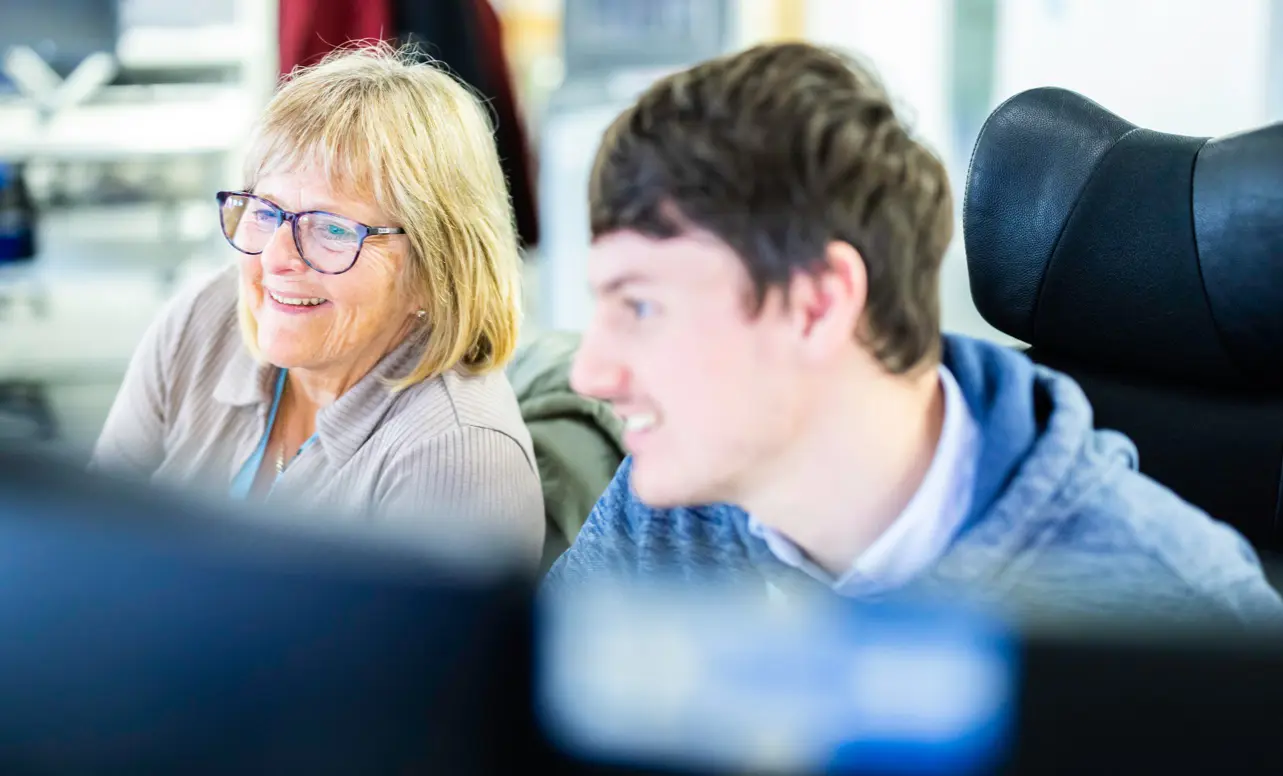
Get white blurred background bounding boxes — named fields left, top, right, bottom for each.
left=1, top=0, right=1280, bottom=455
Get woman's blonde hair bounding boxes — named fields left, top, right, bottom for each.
left=238, top=41, right=523, bottom=388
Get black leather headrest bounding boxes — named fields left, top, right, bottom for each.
left=963, top=87, right=1283, bottom=390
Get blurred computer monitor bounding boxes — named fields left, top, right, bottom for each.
left=539, top=585, right=1283, bottom=775
left=0, top=442, right=537, bottom=774
left=1011, top=627, right=1283, bottom=774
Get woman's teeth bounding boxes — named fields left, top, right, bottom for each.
left=268, top=289, right=327, bottom=306
left=624, top=414, right=657, bottom=432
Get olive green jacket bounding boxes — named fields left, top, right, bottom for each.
left=506, top=331, right=625, bottom=569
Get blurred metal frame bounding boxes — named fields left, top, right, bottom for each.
left=560, top=0, right=737, bottom=79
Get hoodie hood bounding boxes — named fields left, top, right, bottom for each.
left=925, top=334, right=1136, bottom=589
left=942, top=335, right=1043, bottom=527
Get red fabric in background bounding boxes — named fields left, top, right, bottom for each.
left=469, top=0, right=539, bottom=248
left=278, top=0, right=394, bottom=76
left=276, top=0, right=538, bottom=248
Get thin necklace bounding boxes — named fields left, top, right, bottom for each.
left=275, top=377, right=290, bottom=475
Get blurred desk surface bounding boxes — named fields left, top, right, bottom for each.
left=0, top=259, right=166, bottom=382
left=0, top=249, right=227, bottom=449
left=0, top=245, right=223, bottom=384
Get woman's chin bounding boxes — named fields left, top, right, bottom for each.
left=257, top=336, right=315, bottom=370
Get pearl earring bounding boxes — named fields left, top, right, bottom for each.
left=415, top=310, right=427, bottom=319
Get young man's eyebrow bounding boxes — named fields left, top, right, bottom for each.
left=592, top=273, right=652, bottom=295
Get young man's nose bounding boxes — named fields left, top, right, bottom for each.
left=570, top=329, right=630, bottom=401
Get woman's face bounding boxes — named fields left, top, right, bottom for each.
left=238, top=167, right=417, bottom=375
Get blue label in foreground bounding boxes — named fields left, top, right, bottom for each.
left=539, top=585, right=1015, bottom=775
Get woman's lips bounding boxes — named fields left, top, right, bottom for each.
left=264, top=287, right=331, bottom=315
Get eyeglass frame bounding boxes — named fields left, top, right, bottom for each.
left=215, top=190, right=406, bottom=276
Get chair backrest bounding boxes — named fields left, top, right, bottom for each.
left=963, top=87, right=1283, bottom=551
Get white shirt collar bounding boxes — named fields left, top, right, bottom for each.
left=748, top=364, right=981, bottom=596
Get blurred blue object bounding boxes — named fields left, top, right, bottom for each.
left=0, top=165, right=36, bottom=264
left=538, top=585, right=1014, bottom=775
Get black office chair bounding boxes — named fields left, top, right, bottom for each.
left=963, top=87, right=1283, bottom=554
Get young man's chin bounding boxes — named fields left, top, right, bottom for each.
left=629, top=461, right=724, bottom=510
left=629, top=466, right=691, bottom=509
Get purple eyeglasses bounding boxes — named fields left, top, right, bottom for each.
left=216, top=191, right=406, bottom=275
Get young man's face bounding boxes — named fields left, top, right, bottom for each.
left=572, top=230, right=811, bottom=508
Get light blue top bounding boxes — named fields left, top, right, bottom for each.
left=228, top=369, right=317, bottom=500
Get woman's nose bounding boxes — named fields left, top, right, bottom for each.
left=259, top=222, right=308, bottom=274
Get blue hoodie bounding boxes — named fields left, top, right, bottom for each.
left=546, top=335, right=1283, bottom=626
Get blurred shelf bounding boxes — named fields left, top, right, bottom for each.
left=117, top=26, right=249, bottom=70
left=0, top=87, right=254, bottom=163
left=37, top=199, right=218, bottom=244
left=0, top=0, right=273, bottom=401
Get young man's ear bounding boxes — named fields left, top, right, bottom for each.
left=787, top=240, right=868, bottom=359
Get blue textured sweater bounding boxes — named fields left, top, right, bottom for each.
left=546, top=335, right=1283, bottom=625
